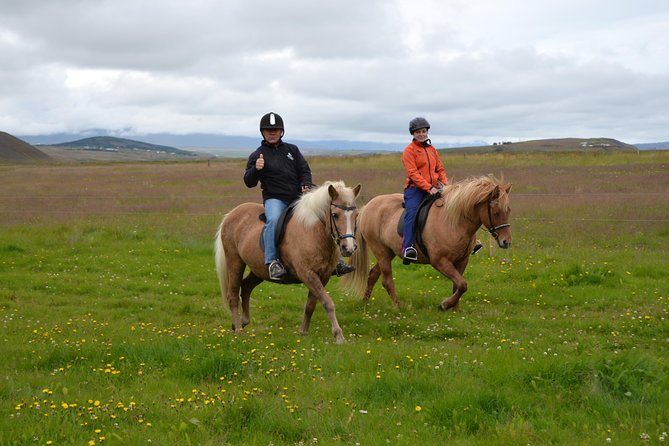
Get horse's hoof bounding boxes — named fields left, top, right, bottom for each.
left=335, top=335, right=345, bottom=345
left=438, top=302, right=458, bottom=312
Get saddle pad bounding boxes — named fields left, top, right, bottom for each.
left=396, top=194, right=440, bottom=259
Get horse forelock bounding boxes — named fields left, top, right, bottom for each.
left=294, top=180, right=349, bottom=228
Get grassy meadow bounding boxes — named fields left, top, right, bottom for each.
left=1, top=151, right=668, bottom=445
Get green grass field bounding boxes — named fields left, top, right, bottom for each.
left=1, top=151, right=668, bottom=445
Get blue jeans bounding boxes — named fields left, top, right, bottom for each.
left=402, top=187, right=427, bottom=251
left=263, top=198, right=290, bottom=264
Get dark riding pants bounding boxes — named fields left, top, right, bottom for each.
left=402, top=187, right=427, bottom=252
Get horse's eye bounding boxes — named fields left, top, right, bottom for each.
left=333, top=214, right=340, bottom=220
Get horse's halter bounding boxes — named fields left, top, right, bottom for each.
left=486, top=198, right=510, bottom=240
left=329, top=203, right=358, bottom=244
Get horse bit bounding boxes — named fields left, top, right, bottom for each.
left=486, top=198, right=510, bottom=240
left=329, top=203, right=358, bottom=244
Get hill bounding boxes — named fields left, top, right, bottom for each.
left=7, top=132, right=645, bottom=162
left=0, top=131, right=51, bottom=162
left=19, top=131, right=487, bottom=154
left=441, top=137, right=637, bottom=154
left=51, top=136, right=196, bottom=156
left=635, top=141, right=669, bottom=150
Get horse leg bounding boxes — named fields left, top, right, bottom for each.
left=433, top=259, right=468, bottom=312
left=301, top=272, right=345, bottom=344
left=226, top=260, right=246, bottom=332
left=239, top=272, right=262, bottom=328
left=363, top=263, right=381, bottom=300
left=378, top=256, right=401, bottom=306
left=300, top=291, right=318, bottom=336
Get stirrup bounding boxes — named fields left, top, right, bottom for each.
left=268, top=260, right=286, bottom=280
left=403, top=246, right=418, bottom=262
left=472, top=241, right=483, bottom=255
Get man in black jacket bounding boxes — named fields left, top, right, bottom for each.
left=244, top=112, right=314, bottom=280
left=244, top=112, right=355, bottom=280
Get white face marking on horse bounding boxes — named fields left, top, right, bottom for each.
left=345, top=209, right=354, bottom=235
left=336, top=203, right=357, bottom=256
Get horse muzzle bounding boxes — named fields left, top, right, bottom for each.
left=494, top=227, right=512, bottom=249
left=488, top=222, right=511, bottom=249
left=497, top=238, right=512, bottom=249
left=338, top=234, right=357, bottom=257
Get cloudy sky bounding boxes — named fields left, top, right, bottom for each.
left=1, top=0, right=668, bottom=145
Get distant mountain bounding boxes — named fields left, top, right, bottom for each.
left=19, top=131, right=486, bottom=153
left=0, top=131, right=51, bottom=162
left=51, top=136, right=195, bottom=156
left=635, top=141, right=669, bottom=150
left=17, top=130, right=653, bottom=158
left=443, top=137, right=638, bottom=154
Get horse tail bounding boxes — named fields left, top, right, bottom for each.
left=341, top=230, right=369, bottom=297
left=214, top=220, right=228, bottom=299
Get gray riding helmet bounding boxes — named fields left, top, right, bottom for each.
left=409, top=117, right=430, bottom=134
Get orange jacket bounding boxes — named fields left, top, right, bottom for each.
left=402, top=140, right=448, bottom=191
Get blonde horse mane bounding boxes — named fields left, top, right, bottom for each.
left=293, top=180, right=350, bottom=228
left=441, top=175, right=511, bottom=230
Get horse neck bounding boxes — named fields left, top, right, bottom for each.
left=301, top=211, right=337, bottom=254
left=318, top=216, right=334, bottom=244
left=321, top=211, right=340, bottom=250
left=311, top=218, right=340, bottom=264
left=441, top=201, right=484, bottom=238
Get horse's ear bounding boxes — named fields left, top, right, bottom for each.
left=352, top=184, right=362, bottom=198
left=504, top=184, right=513, bottom=193
left=328, top=184, right=338, bottom=199
left=491, top=185, right=501, bottom=199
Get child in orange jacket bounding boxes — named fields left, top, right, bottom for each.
left=401, top=117, right=448, bottom=261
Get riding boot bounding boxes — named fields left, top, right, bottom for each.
left=333, top=260, right=356, bottom=276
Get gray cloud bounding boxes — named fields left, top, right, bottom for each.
left=1, top=0, right=668, bottom=143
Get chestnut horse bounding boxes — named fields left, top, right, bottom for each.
left=215, top=180, right=361, bottom=344
left=344, top=175, right=511, bottom=311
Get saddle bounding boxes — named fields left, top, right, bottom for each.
left=258, top=201, right=298, bottom=251
left=397, top=194, right=441, bottom=260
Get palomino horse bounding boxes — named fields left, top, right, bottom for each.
left=214, top=180, right=361, bottom=344
left=344, top=175, right=511, bottom=311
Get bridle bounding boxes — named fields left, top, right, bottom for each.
left=329, top=203, right=358, bottom=244
left=486, top=198, right=510, bottom=240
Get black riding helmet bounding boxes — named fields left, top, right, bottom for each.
left=260, top=112, right=285, bottom=137
left=409, top=117, right=430, bottom=134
